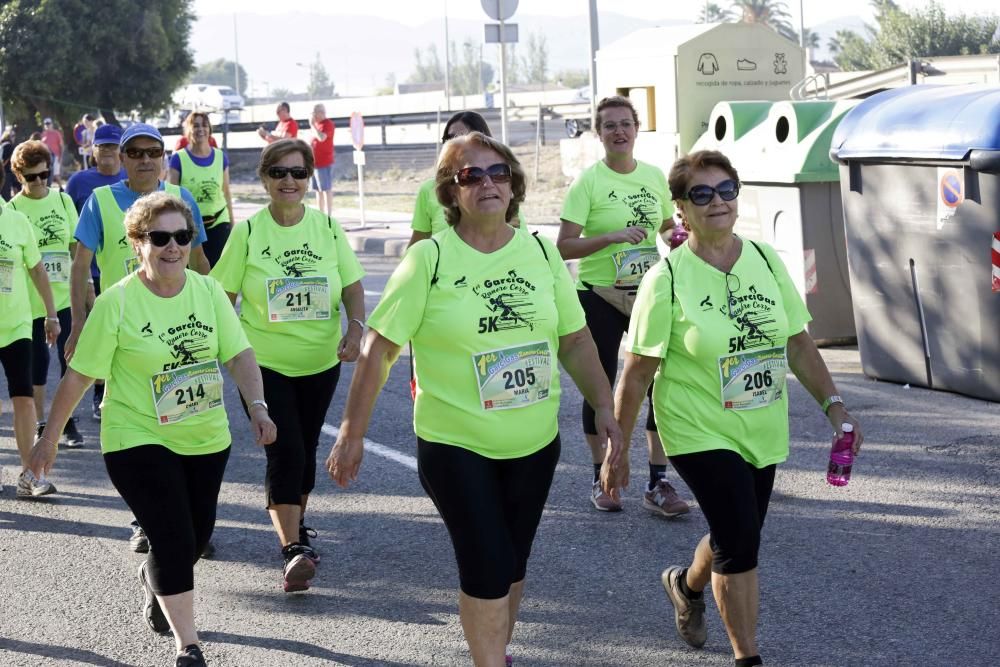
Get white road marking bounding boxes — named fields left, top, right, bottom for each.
left=321, top=423, right=418, bottom=471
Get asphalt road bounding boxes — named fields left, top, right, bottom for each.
left=1, top=250, right=998, bottom=666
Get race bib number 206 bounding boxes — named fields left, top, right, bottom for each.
left=718, top=346, right=788, bottom=411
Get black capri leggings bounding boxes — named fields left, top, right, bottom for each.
left=31, top=307, right=72, bottom=386
left=201, top=223, right=232, bottom=268
left=0, top=337, right=33, bottom=398
left=105, top=444, right=230, bottom=596
left=578, top=287, right=655, bottom=435
left=253, top=364, right=340, bottom=507
left=669, top=449, right=776, bottom=575
left=417, top=435, right=561, bottom=600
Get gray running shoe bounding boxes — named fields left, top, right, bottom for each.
left=138, top=561, right=170, bottom=633
left=282, top=543, right=318, bottom=593
left=591, top=480, right=623, bottom=512
left=643, top=479, right=690, bottom=518
left=661, top=566, right=707, bottom=648
left=129, top=520, right=150, bottom=553
left=16, top=470, right=56, bottom=498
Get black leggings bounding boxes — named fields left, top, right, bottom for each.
left=578, top=288, right=655, bottom=435
left=254, top=364, right=340, bottom=507
left=201, top=223, right=232, bottom=268
left=669, top=449, right=776, bottom=575
left=0, top=337, right=33, bottom=398
left=104, top=444, right=230, bottom=595
left=418, top=435, right=560, bottom=600
left=31, top=307, right=71, bottom=386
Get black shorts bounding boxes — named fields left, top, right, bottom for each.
left=418, top=435, right=560, bottom=599
left=0, top=337, right=33, bottom=398
left=670, top=448, right=776, bottom=574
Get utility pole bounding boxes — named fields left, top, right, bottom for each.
left=587, top=0, right=599, bottom=131
left=444, top=0, right=452, bottom=110
left=499, top=2, right=508, bottom=144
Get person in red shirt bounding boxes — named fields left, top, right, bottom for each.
left=309, top=104, right=335, bottom=215
left=174, top=135, right=218, bottom=152
left=257, top=101, right=298, bottom=144
left=40, top=118, right=65, bottom=186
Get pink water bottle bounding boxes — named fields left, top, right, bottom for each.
left=826, top=424, right=855, bottom=487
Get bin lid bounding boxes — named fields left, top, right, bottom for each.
left=831, top=85, right=1000, bottom=162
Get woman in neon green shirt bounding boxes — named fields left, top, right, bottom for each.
left=211, top=138, right=366, bottom=594
left=30, top=191, right=275, bottom=667
left=6, top=140, right=84, bottom=448
left=328, top=132, right=621, bottom=666
left=557, top=95, right=689, bottom=516
left=168, top=111, right=234, bottom=266
left=608, top=150, right=864, bottom=666
left=0, top=195, right=60, bottom=498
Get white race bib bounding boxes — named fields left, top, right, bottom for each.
left=718, top=346, right=788, bottom=410
left=472, top=341, right=552, bottom=411
left=150, top=360, right=224, bottom=425
left=611, top=247, right=659, bottom=288
left=0, top=258, right=13, bottom=293
left=42, top=251, right=71, bottom=283
left=265, top=276, right=331, bottom=322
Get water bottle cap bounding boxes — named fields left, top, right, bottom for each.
left=841, top=423, right=854, bottom=432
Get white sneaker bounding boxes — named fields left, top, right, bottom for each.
left=16, top=470, right=56, bottom=498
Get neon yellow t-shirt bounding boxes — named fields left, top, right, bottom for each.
left=560, top=159, right=673, bottom=288
left=210, top=206, right=365, bottom=377
left=0, top=207, right=42, bottom=347
left=626, top=240, right=811, bottom=467
left=369, top=227, right=585, bottom=459
left=411, top=177, right=528, bottom=236
left=68, top=271, right=250, bottom=455
left=5, top=189, right=77, bottom=318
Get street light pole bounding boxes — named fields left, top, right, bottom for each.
left=587, top=0, right=599, bottom=131
left=444, top=0, right=452, bottom=110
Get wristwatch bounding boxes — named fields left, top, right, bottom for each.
left=821, top=395, right=844, bottom=414
left=249, top=399, right=269, bottom=412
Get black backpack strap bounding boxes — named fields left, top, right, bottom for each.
left=664, top=256, right=675, bottom=304
left=530, top=231, right=549, bottom=261
left=430, top=238, right=440, bottom=286
left=748, top=239, right=774, bottom=276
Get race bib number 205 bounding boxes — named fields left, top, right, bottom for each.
left=472, top=341, right=552, bottom=411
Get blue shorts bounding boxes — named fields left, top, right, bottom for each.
left=311, top=164, right=334, bottom=192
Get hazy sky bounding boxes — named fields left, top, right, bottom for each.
left=193, top=0, right=1000, bottom=27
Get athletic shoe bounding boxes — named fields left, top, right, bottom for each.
left=129, top=520, right=150, bottom=553
left=505, top=654, right=513, bottom=666
left=92, top=390, right=102, bottom=421
left=642, top=479, right=690, bottom=518
left=176, top=644, right=207, bottom=667
left=591, top=480, right=623, bottom=512
left=661, top=566, right=707, bottom=648
left=62, top=417, right=85, bottom=449
left=138, top=561, right=170, bottom=633
left=35, top=421, right=45, bottom=439
left=281, top=543, right=318, bottom=593
left=16, top=469, right=56, bottom=498
left=299, top=523, right=320, bottom=561
left=200, top=540, right=216, bottom=559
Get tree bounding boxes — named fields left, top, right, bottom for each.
left=730, top=0, right=795, bottom=40
left=698, top=3, right=735, bottom=23
left=450, top=39, right=493, bottom=96
left=801, top=28, right=821, bottom=50
left=190, top=59, right=248, bottom=96
left=832, top=1, right=999, bottom=71
left=522, top=31, right=549, bottom=85
left=271, top=87, right=293, bottom=100
left=554, top=69, right=589, bottom=88
left=307, top=53, right=335, bottom=99
left=0, top=0, right=195, bottom=130
left=407, top=44, right=444, bottom=84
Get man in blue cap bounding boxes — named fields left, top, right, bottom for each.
left=64, top=123, right=128, bottom=423
left=64, top=122, right=215, bottom=558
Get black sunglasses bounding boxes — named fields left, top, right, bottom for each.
left=267, top=166, right=310, bottom=180
left=22, top=171, right=50, bottom=182
left=145, top=229, right=193, bottom=247
left=682, top=179, right=740, bottom=206
left=124, top=146, right=165, bottom=160
left=453, top=163, right=512, bottom=187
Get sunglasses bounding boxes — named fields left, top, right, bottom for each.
left=124, top=147, right=165, bottom=160
left=267, top=166, right=310, bottom=180
left=682, top=179, right=740, bottom=206
left=22, top=171, right=50, bottom=183
left=725, top=272, right=740, bottom=320
left=144, top=229, right=193, bottom=247
left=453, top=163, right=512, bottom=187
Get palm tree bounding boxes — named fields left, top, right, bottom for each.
left=697, top=2, right=735, bottom=23
left=729, top=0, right=796, bottom=39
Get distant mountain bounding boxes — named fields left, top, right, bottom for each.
left=191, top=11, right=686, bottom=96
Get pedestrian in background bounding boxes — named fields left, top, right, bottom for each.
left=257, top=101, right=298, bottom=144
left=309, top=104, right=335, bottom=216
left=40, top=118, right=64, bottom=187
